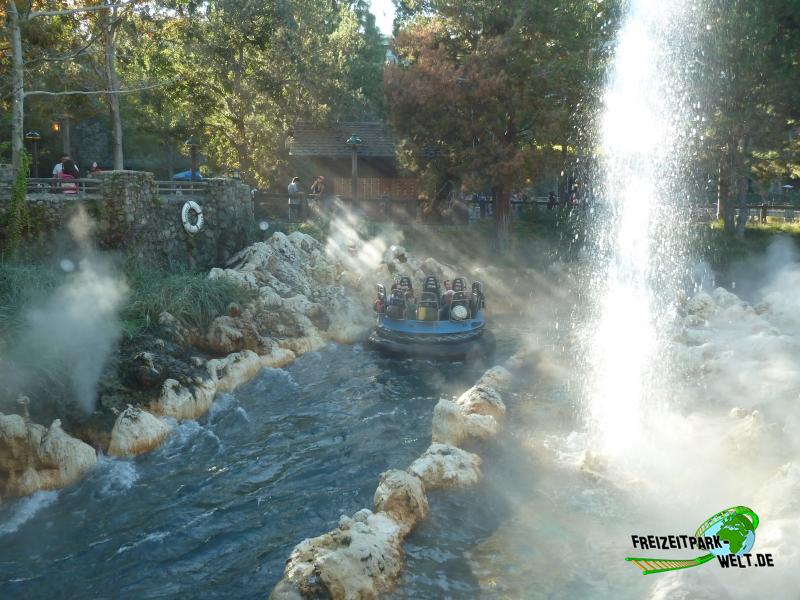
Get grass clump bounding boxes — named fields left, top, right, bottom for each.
left=122, top=264, right=259, bottom=337
left=0, top=257, right=260, bottom=345
left=0, top=262, right=65, bottom=344
left=694, top=219, right=800, bottom=271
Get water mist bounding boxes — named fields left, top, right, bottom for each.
left=585, top=0, right=698, bottom=459
left=576, top=0, right=800, bottom=595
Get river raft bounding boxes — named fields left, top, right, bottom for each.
left=367, top=276, right=495, bottom=360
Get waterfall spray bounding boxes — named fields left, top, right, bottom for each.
left=585, top=0, right=700, bottom=458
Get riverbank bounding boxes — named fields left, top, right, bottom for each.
left=0, top=229, right=366, bottom=500
left=0, top=217, right=502, bottom=503
left=2, top=215, right=792, bottom=500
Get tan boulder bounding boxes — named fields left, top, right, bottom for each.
left=108, top=406, right=172, bottom=457
left=431, top=398, right=499, bottom=446
left=408, top=443, right=482, bottom=489
left=0, top=415, right=96, bottom=498
left=455, top=384, right=507, bottom=420
left=271, top=510, right=405, bottom=600
left=150, top=378, right=216, bottom=421
left=373, top=469, right=428, bottom=535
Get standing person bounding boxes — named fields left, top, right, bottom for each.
left=760, top=202, right=768, bottom=224
left=308, top=175, right=325, bottom=216
left=59, top=159, right=80, bottom=195
left=52, top=155, right=69, bottom=177
left=309, top=175, right=325, bottom=198
left=287, top=176, right=303, bottom=221
left=547, top=191, right=557, bottom=210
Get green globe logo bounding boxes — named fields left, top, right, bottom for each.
left=626, top=506, right=760, bottom=575
left=695, top=507, right=758, bottom=558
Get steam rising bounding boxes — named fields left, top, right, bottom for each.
left=2, top=208, right=128, bottom=414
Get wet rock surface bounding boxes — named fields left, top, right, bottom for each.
left=408, top=443, right=482, bottom=489
left=107, top=406, right=172, bottom=456
left=0, top=414, right=97, bottom=500
left=271, top=363, right=513, bottom=598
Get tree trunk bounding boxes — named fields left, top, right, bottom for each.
left=734, top=137, right=751, bottom=239
left=63, top=114, right=71, bottom=156
left=716, top=144, right=735, bottom=232
left=103, top=7, right=124, bottom=170
left=232, top=44, right=252, bottom=181
left=8, top=0, right=25, bottom=175
left=734, top=175, right=748, bottom=239
left=494, top=185, right=511, bottom=252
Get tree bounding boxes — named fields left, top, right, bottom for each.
left=3, top=0, right=179, bottom=175
left=386, top=0, right=619, bottom=249
left=132, top=0, right=385, bottom=186
left=3, top=0, right=385, bottom=185
left=101, top=1, right=124, bottom=170
left=692, top=0, right=800, bottom=234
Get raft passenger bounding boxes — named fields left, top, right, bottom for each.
left=439, top=280, right=454, bottom=320
left=405, top=291, right=418, bottom=320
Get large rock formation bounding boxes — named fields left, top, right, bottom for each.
left=271, top=510, right=406, bottom=600
left=0, top=414, right=97, bottom=499
left=205, top=232, right=376, bottom=357
left=272, top=365, right=512, bottom=599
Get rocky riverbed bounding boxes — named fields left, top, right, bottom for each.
left=0, top=231, right=473, bottom=504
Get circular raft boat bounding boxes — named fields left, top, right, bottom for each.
left=367, top=275, right=495, bottom=360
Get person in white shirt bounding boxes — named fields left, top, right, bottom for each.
left=52, top=155, right=79, bottom=177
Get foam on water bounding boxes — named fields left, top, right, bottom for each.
left=0, top=491, right=58, bottom=537
left=96, top=456, right=140, bottom=497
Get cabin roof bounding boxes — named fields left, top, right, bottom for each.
left=289, top=122, right=397, bottom=158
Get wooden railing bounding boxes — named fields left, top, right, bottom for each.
left=18, top=178, right=209, bottom=199
left=25, top=177, right=102, bottom=195
left=154, top=180, right=208, bottom=197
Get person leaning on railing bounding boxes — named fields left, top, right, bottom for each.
left=58, top=159, right=80, bottom=195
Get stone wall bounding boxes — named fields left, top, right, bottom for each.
left=0, top=169, right=254, bottom=268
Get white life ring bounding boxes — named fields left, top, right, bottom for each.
left=181, top=200, right=204, bottom=234
left=451, top=305, right=469, bottom=320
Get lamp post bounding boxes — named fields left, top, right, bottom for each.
left=186, top=135, right=199, bottom=180
left=25, top=131, right=41, bottom=177
left=345, top=134, right=362, bottom=202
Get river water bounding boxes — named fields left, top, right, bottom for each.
left=1, top=279, right=797, bottom=599
left=0, top=320, right=531, bottom=599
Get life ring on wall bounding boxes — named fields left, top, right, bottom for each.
left=181, top=200, right=204, bottom=234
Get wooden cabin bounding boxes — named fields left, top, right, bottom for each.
left=288, top=122, right=418, bottom=221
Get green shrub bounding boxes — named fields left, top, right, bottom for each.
left=0, top=257, right=260, bottom=345
left=122, top=263, right=259, bottom=336
left=6, top=151, right=31, bottom=252
left=693, top=220, right=800, bottom=270
left=0, top=261, right=64, bottom=343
